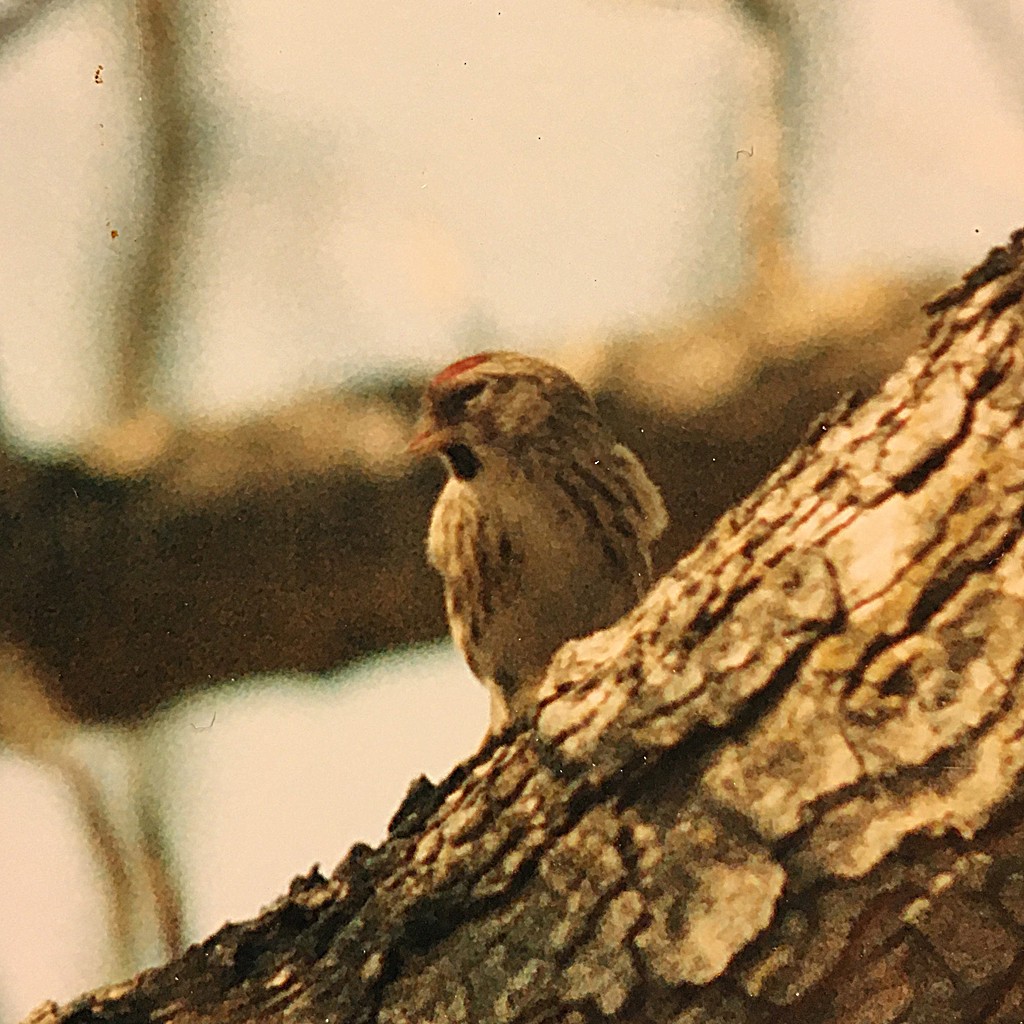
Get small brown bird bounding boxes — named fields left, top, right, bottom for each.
left=410, top=352, right=667, bottom=730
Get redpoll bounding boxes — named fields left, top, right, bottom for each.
left=410, top=351, right=667, bottom=731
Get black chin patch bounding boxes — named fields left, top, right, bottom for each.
left=444, top=443, right=480, bottom=480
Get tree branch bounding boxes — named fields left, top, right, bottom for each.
left=22, top=232, right=1024, bottom=1022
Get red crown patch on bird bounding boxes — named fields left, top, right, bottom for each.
left=430, top=353, right=492, bottom=387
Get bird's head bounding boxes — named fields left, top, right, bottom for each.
left=409, top=351, right=598, bottom=480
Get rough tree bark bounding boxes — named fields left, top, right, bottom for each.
left=23, top=230, right=1024, bottom=1023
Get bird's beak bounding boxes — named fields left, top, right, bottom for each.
left=407, top=416, right=447, bottom=456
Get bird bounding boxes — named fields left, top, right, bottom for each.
left=410, top=351, right=667, bottom=731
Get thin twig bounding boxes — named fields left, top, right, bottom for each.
left=0, top=0, right=77, bottom=55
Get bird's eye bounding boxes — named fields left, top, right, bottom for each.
left=451, top=380, right=487, bottom=405
left=438, top=380, right=487, bottom=420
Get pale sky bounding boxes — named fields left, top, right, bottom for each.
left=0, top=0, right=1022, bottom=443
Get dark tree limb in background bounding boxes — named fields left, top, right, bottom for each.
left=22, top=232, right=1024, bottom=1022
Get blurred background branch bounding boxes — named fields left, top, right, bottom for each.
left=108, top=0, right=204, bottom=421
left=0, top=0, right=77, bottom=54
left=726, top=0, right=802, bottom=299
left=951, top=0, right=1024, bottom=119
